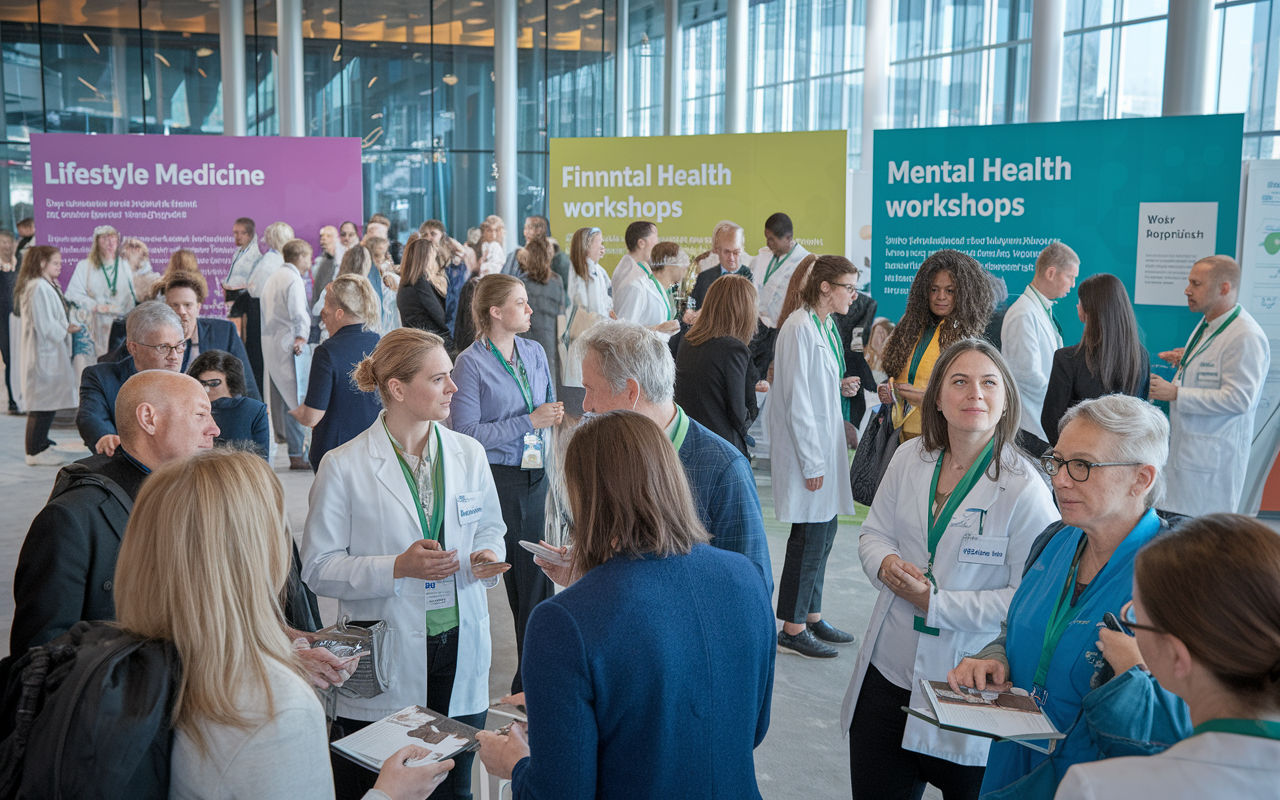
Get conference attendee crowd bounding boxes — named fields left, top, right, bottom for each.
left=3, top=207, right=1279, bottom=800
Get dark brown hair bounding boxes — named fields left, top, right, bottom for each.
left=1136, top=513, right=1280, bottom=708
left=570, top=227, right=600, bottom=282
left=881, top=249, right=994, bottom=379
left=777, top=254, right=858, bottom=327
left=686, top=274, right=757, bottom=347
left=471, top=274, right=524, bottom=339
left=401, top=237, right=446, bottom=294
left=918, top=338, right=1026, bottom=480
left=188, top=349, right=247, bottom=397
left=518, top=235, right=554, bottom=284
left=162, top=270, right=210, bottom=304
left=13, top=245, right=60, bottom=317
left=1078, top=273, right=1146, bottom=394
left=564, top=411, right=710, bottom=577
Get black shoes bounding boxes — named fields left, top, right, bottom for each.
left=777, top=629, right=838, bottom=659
left=809, top=619, right=857, bottom=645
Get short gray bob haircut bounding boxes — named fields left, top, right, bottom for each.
left=577, top=320, right=675, bottom=404
left=1059, top=394, right=1169, bottom=509
left=126, top=300, right=183, bottom=343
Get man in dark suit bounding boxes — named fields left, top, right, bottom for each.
left=11, top=370, right=219, bottom=653
left=77, top=301, right=185, bottom=454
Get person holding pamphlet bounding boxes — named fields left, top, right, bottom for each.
left=301, top=328, right=510, bottom=800
left=1055, top=513, right=1280, bottom=800
left=948, top=395, right=1191, bottom=800
left=118, top=448, right=449, bottom=800
left=841, top=339, right=1057, bottom=800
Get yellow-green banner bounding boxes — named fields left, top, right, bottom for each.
left=550, top=130, right=847, bottom=272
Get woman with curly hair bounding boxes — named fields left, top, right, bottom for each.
left=879, top=250, right=993, bottom=440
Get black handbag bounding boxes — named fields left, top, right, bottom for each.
left=849, top=404, right=902, bottom=506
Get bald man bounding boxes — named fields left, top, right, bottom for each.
left=11, top=371, right=219, bottom=653
left=1151, top=255, right=1271, bottom=516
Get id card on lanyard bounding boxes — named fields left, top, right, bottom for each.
left=915, top=439, right=996, bottom=636
left=1176, top=306, right=1241, bottom=382
left=1031, top=536, right=1090, bottom=700
left=387, top=422, right=459, bottom=618
left=488, top=340, right=550, bottom=470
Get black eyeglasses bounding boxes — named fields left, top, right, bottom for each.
left=134, top=341, right=187, bottom=356
left=1119, top=601, right=1165, bottom=635
left=1039, top=454, right=1143, bottom=482
left=198, top=378, right=223, bottom=389
left=832, top=282, right=858, bottom=295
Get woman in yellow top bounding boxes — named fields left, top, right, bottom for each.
left=878, top=250, right=993, bottom=440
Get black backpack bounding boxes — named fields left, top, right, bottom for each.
left=0, top=621, right=180, bottom=800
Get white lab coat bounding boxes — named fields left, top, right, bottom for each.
left=614, top=272, right=673, bottom=341
left=563, top=261, right=612, bottom=387
left=1165, top=305, right=1270, bottom=517
left=767, top=308, right=857, bottom=522
left=246, top=250, right=282, bottom=298
left=1000, top=285, right=1062, bottom=442
left=611, top=253, right=642, bottom=295
left=1054, top=732, right=1280, bottom=800
left=301, top=419, right=507, bottom=720
left=480, top=241, right=505, bottom=277
left=225, top=244, right=263, bottom=289
left=749, top=243, right=811, bottom=328
left=840, top=438, right=1058, bottom=765
left=19, top=279, right=78, bottom=412
left=65, top=257, right=136, bottom=357
left=259, top=265, right=310, bottom=409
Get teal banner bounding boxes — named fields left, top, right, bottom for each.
left=871, top=115, right=1244, bottom=349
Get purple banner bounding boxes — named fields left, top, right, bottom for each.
left=31, top=133, right=363, bottom=317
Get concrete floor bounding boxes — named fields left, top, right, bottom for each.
left=0, top=411, right=941, bottom=800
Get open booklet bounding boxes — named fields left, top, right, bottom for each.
left=332, top=706, right=482, bottom=772
left=904, top=680, right=1066, bottom=755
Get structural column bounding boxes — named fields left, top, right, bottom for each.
left=861, top=0, right=890, bottom=170
left=725, top=0, right=748, bottom=133
left=1162, top=0, right=1216, bottom=115
left=663, top=0, right=681, bottom=136
left=1028, top=0, right=1066, bottom=122
left=220, top=0, right=247, bottom=136
left=275, top=0, right=305, bottom=136
left=494, top=0, right=518, bottom=228
left=616, top=0, right=629, bottom=136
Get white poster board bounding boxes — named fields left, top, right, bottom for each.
left=1134, top=202, right=1219, bottom=306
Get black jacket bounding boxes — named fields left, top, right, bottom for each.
left=397, top=276, right=455, bottom=353
left=10, top=451, right=148, bottom=655
left=675, top=335, right=758, bottom=456
left=689, top=264, right=754, bottom=310
left=1041, top=343, right=1151, bottom=446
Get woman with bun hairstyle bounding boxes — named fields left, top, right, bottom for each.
left=301, top=327, right=510, bottom=800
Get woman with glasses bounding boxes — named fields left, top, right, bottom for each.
left=770, top=254, right=864, bottom=659
left=948, top=394, right=1191, bottom=799
left=188, top=349, right=269, bottom=457
left=1056, top=513, right=1280, bottom=799
left=842, top=339, right=1057, bottom=800
left=877, top=250, right=994, bottom=441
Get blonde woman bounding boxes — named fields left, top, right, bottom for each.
left=479, top=215, right=506, bottom=277
left=120, top=237, right=159, bottom=300
left=116, top=449, right=450, bottom=800
left=302, top=328, right=509, bottom=800
left=292, top=274, right=384, bottom=471
left=66, top=224, right=135, bottom=357
left=245, top=221, right=293, bottom=298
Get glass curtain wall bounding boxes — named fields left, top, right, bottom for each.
left=1211, top=0, right=1278, bottom=158
left=1058, top=0, right=1167, bottom=121
left=628, top=0, right=665, bottom=136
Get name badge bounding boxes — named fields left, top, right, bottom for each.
left=521, top=431, right=544, bottom=470
left=424, top=575, right=457, bottom=611
left=958, top=534, right=1009, bottom=565
left=1194, top=367, right=1220, bottom=387
left=457, top=492, right=483, bottom=525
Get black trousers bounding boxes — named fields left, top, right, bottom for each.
left=331, top=627, right=486, bottom=800
left=749, top=321, right=779, bottom=379
left=776, top=517, right=839, bottom=624
left=0, top=311, right=12, bottom=409
left=25, top=410, right=56, bottom=455
left=848, top=664, right=985, bottom=800
left=490, top=464, right=554, bottom=694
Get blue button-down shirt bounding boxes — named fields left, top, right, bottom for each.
left=450, top=336, right=556, bottom=466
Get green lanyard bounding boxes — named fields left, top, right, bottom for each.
left=640, top=262, right=675, bottom=321
left=488, top=340, right=535, bottom=413
left=811, top=312, right=846, bottom=377
left=668, top=405, right=691, bottom=451
left=101, top=256, right=120, bottom=297
left=915, top=439, right=996, bottom=636
left=386, top=421, right=446, bottom=544
left=907, top=321, right=941, bottom=385
left=1033, top=536, right=1091, bottom=689
left=763, top=244, right=797, bottom=286
left=1192, top=718, right=1280, bottom=741
left=1027, top=286, right=1063, bottom=339
left=1176, top=306, right=1241, bottom=381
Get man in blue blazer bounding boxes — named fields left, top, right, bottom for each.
left=77, top=302, right=186, bottom=454
left=104, top=272, right=260, bottom=401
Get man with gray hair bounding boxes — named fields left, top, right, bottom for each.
left=574, top=320, right=773, bottom=594
left=684, top=221, right=755, bottom=326
left=1151, top=254, right=1269, bottom=516
left=76, top=300, right=185, bottom=455
left=1001, top=241, right=1079, bottom=455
